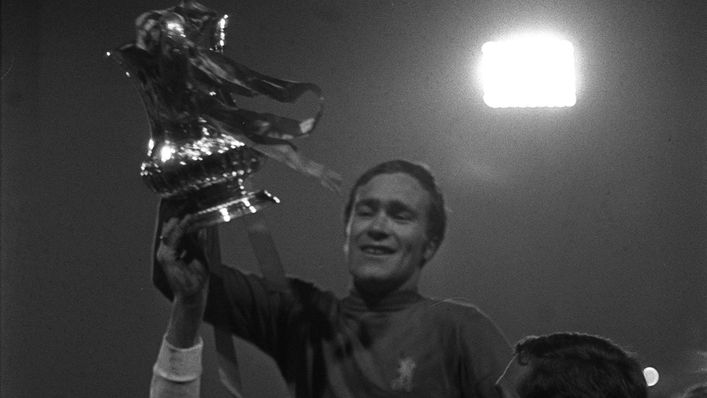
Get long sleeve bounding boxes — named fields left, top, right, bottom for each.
left=150, top=336, right=204, bottom=398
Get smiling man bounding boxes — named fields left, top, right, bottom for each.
left=344, top=166, right=440, bottom=298
left=150, top=159, right=510, bottom=398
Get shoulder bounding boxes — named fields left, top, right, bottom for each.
left=287, top=276, right=339, bottom=304
left=422, top=296, right=511, bottom=359
left=213, top=265, right=338, bottom=307
left=217, top=265, right=328, bottom=293
left=423, top=296, right=489, bottom=319
left=421, top=297, right=504, bottom=336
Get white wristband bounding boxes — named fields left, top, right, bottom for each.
left=153, top=336, right=203, bottom=382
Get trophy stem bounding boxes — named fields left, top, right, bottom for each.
left=189, top=179, right=279, bottom=230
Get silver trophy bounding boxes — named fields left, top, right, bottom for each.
left=108, top=0, right=340, bottom=228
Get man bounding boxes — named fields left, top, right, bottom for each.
left=495, top=332, right=648, bottom=398
left=151, top=159, right=511, bottom=397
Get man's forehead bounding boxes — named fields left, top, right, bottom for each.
left=353, top=173, right=431, bottom=205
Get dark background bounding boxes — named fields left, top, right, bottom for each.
left=2, top=0, right=706, bottom=397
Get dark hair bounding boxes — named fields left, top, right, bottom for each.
left=683, top=383, right=707, bottom=398
left=514, top=332, right=647, bottom=398
left=343, top=159, right=447, bottom=247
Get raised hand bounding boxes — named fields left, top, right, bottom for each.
left=156, top=214, right=210, bottom=301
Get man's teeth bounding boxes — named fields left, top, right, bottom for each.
left=362, top=247, right=392, bottom=254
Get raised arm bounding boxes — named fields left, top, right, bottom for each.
left=150, top=209, right=211, bottom=398
left=157, top=215, right=211, bottom=347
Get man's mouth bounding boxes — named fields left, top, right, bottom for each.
left=360, top=245, right=395, bottom=255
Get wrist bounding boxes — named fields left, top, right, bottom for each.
left=174, top=281, right=209, bottom=309
left=166, top=304, right=204, bottom=348
left=174, top=292, right=206, bottom=309
left=167, top=286, right=208, bottom=348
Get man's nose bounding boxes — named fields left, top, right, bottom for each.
left=366, top=212, right=390, bottom=238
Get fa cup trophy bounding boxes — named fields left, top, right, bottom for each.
left=108, top=0, right=339, bottom=228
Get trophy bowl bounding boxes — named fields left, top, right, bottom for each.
left=140, top=124, right=279, bottom=228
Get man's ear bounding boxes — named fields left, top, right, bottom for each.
left=343, top=241, right=350, bottom=257
left=423, top=239, right=438, bottom=263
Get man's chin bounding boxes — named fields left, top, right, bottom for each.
left=350, top=263, right=391, bottom=281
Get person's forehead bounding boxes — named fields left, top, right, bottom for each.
left=354, top=172, right=430, bottom=205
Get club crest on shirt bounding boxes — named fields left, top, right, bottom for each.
left=390, top=356, right=416, bottom=392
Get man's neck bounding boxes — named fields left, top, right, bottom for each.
left=351, top=282, right=419, bottom=304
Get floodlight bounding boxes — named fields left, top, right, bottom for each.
left=480, top=34, right=576, bottom=108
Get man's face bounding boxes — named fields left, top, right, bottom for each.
left=344, top=172, right=436, bottom=296
left=495, top=356, right=532, bottom=398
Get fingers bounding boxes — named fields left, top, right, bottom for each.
left=157, top=214, right=211, bottom=273
left=156, top=215, right=193, bottom=268
left=160, top=215, right=194, bottom=249
left=158, top=197, right=194, bottom=223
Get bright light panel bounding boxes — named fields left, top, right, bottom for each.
left=480, top=35, right=576, bottom=108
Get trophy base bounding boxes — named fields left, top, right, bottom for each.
left=187, top=182, right=280, bottom=230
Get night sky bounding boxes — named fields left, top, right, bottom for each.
left=2, top=0, right=706, bottom=397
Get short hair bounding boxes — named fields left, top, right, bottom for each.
left=343, top=159, right=447, bottom=247
left=514, top=332, right=647, bottom=398
left=683, top=383, right=707, bottom=398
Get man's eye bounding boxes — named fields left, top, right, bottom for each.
left=355, top=207, right=374, bottom=217
left=392, top=212, right=414, bottom=221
